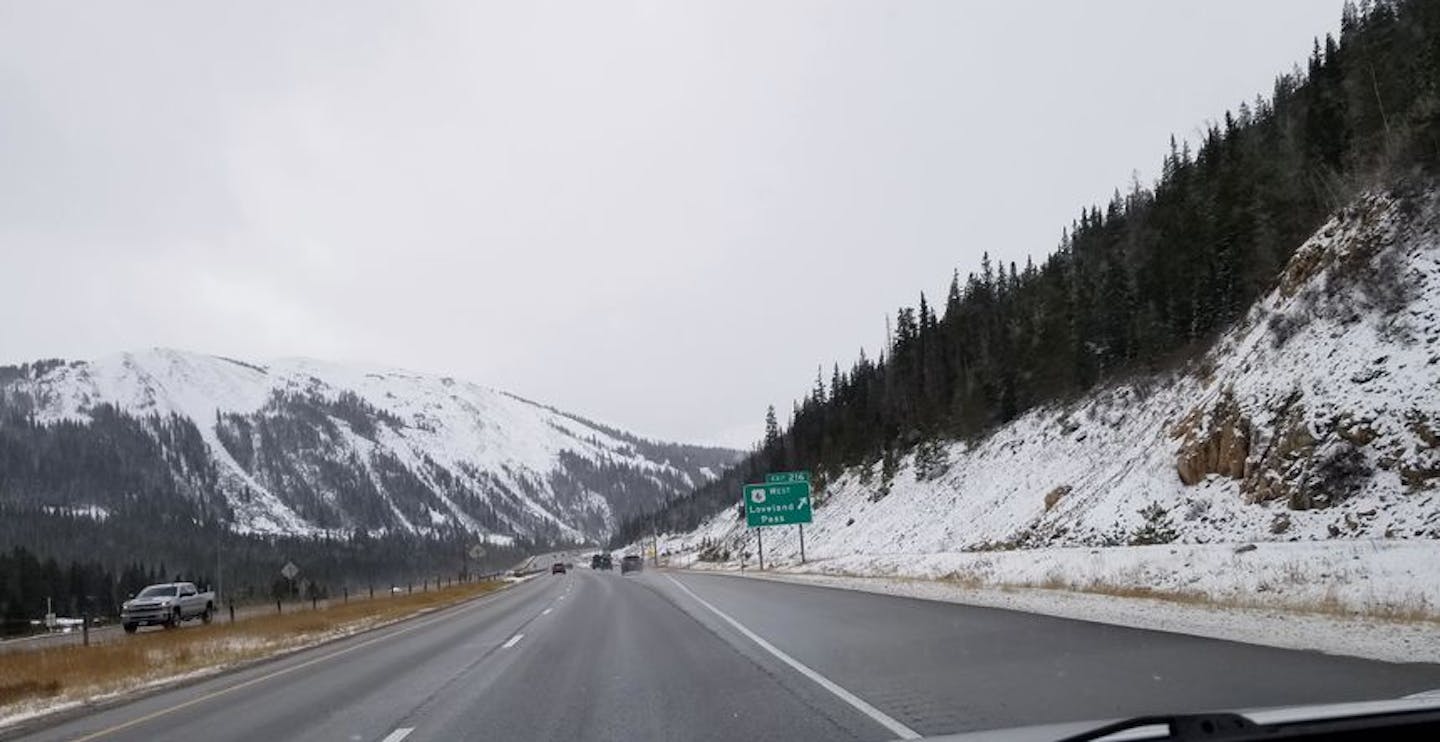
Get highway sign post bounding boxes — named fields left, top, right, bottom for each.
left=277, top=562, right=300, bottom=613
left=764, top=471, right=812, bottom=563
left=745, top=474, right=814, bottom=568
left=464, top=544, right=486, bottom=582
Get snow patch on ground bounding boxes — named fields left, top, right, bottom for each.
left=678, top=539, right=1438, bottom=617
left=39, top=505, right=109, bottom=521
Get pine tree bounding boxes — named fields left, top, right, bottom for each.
left=945, top=270, right=962, bottom=319
left=612, top=0, right=1440, bottom=541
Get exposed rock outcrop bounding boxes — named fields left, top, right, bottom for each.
left=1173, top=390, right=1252, bottom=486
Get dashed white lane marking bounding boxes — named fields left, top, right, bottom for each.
left=542, top=608, right=552, bottom=615
left=665, top=575, right=920, bottom=740
left=379, top=728, right=414, bottom=742
left=502, top=633, right=524, bottom=648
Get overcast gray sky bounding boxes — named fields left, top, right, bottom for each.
left=0, top=1, right=1342, bottom=448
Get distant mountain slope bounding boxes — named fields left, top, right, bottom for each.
left=0, top=351, right=740, bottom=543
left=653, top=184, right=1440, bottom=562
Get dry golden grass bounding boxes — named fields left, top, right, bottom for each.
left=0, top=580, right=505, bottom=717
left=839, top=567, right=1440, bottom=625
left=1015, top=578, right=1440, bottom=624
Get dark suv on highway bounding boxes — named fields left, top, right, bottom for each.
left=591, top=553, right=613, bottom=570
left=620, top=555, right=643, bottom=574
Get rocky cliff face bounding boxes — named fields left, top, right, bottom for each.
left=1172, top=188, right=1440, bottom=516
left=658, top=184, right=1440, bottom=562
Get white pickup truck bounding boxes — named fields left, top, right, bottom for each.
left=120, top=582, right=215, bottom=633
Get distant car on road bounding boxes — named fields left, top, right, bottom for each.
left=551, top=562, right=566, bottom=574
left=592, top=553, right=613, bottom=570
left=121, top=582, right=214, bottom=633
left=621, top=555, right=643, bottom=574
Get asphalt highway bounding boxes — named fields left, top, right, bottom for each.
left=7, top=568, right=1440, bottom=741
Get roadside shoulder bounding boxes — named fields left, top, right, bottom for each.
left=680, top=567, right=1440, bottom=665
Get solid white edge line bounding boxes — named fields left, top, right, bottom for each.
left=379, top=727, right=414, bottom=742
left=502, top=633, right=524, bottom=648
left=664, top=575, right=921, bottom=740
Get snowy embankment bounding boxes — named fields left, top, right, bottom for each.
left=666, top=541, right=1440, bottom=664
left=678, top=551, right=1440, bottom=665
left=673, top=540, right=1439, bottom=618
left=652, top=186, right=1440, bottom=645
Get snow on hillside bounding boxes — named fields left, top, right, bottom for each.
left=23, top=353, right=639, bottom=476
left=656, top=186, right=1440, bottom=607
left=3, top=350, right=737, bottom=540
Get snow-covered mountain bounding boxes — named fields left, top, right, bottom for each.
left=658, top=184, right=1440, bottom=563
left=0, top=351, right=740, bottom=542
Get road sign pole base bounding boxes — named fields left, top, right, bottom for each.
left=757, top=528, right=764, bottom=571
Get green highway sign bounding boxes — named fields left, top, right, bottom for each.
left=744, top=480, right=812, bottom=527
left=765, top=471, right=811, bottom=484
